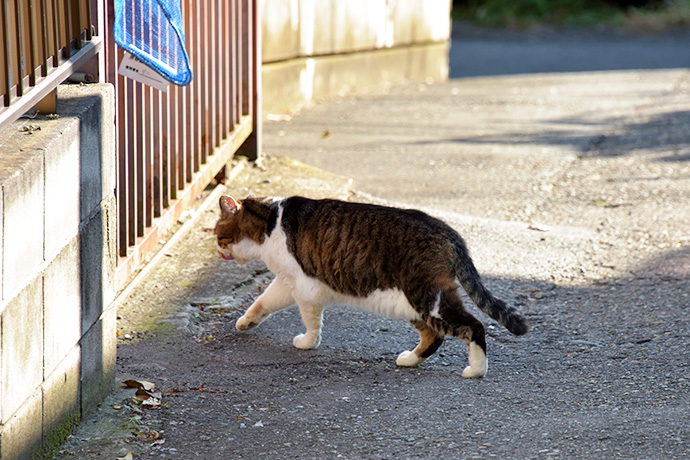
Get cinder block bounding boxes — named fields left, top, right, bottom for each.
left=261, top=0, right=300, bottom=62
left=80, top=196, right=117, bottom=334
left=44, top=129, right=80, bottom=262
left=42, top=346, right=80, bottom=458
left=0, top=389, right=42, bottom=460
left=56, top=84, right=116, bottom=222
left=80, top=304, right=116, bottom=416
left=43, top=238, right=81, bottom=376
left=1, top=277, right=43, bottom=422
left=0, top=150, right=44, bottom=301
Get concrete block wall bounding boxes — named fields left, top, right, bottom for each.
left=0, top=83, right=117, bottom=460
left=261, top=0, right=452, bottom=116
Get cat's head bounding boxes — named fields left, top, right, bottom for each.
left=215, top=195, right=272, bottom=264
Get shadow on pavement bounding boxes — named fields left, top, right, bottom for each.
left=403, top=109, right=690, bottom=160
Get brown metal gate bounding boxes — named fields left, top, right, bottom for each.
left=104, top=0, right=261, bottom=288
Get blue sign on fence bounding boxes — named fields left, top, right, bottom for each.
left=113, top=0, right=193, bottom=86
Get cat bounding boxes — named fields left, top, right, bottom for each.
left=215, top=195, right=528, bottom=378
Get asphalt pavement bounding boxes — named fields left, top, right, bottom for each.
left=54, top=25, right=690, bottom=460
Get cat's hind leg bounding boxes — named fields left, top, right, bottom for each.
left=434, top=290, right=487, bottom=378
left=293, top=302, right=325, bottom=349
left=236, top=278, right=294, bottom=331
left=396, top=320, right=444, bottom=367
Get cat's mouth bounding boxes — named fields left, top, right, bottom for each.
left=218, top=250, right=234, bottom=260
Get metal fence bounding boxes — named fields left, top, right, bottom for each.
left=105, top=0, right=261, bottom=287
left=0, top=0, right=101, bottom=130
left=0, top=0, right=259, bottom=288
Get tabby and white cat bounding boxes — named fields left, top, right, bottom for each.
left=215, top=195, right=528, bottom=378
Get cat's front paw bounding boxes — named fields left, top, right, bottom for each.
left=236, top=314, right=259, bottom=331
left=396, top=350, right=425, bottom=367
left=293, top=333, right=321, bottom=350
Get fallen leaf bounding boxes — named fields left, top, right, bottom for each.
left=123, top=379, right=155, bottom=391
left=139, top=430, right=160, bottom=442
left=112, top=404, right=123, bottom=410
left=116, top=452, right=133, bottom=460
left=151, top=439, right=166, bottom=447
left=135, top=388, right=162, bottom=400
left=528, top=222, right=551, bottom=232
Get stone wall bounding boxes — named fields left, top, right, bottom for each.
left=261, top=0, right=452, bottom=116
left=0, top=84, right=117, bottom=460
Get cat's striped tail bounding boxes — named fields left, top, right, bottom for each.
left=452, top=241, right=529, bottom=336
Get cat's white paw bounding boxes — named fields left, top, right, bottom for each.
left=236, top=314, right=258, bottom=331
left=462, top=365, right=486, bottom=378
left=462, top=342, right=487, bottom=378
left=396, top=350, right=425, bottom=367
left=293, top=333, right=321, bottom=349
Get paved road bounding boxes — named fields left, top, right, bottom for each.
left=449, top=23, right=690, bottom=78
left=55, top=25, right=690, bottom=460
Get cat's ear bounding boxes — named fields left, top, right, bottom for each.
left=219, top=195, right=239, bottom=216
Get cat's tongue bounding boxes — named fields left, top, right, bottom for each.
left=218, top=250, right=233, bottom=260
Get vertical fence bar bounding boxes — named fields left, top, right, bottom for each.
left=219, top=0, right=228, bottom=135
left=83, top=0, right=92, bottom=40
left=242, top=0, right=250, bottom=115
left=207, top=0, right=217, bottom=158
left=160, top=89, right=170, bottom=209
left=173, top=0, right=185, bottom=191
left=71, top=0, right=81, bottom=49
left=151, top=7, right=162, bottom=218
left=26, top=0, right=36, bottom=85
left=186, top=0, right=197, bottom=170
left=13, top=0, right=24, bottom=97
left=235, top=0, right=242, bottom=122
left=199, top=0, right=209, bottom=162
left=153, top=87, right=162, bottom=217
left=118, top=72, right=129, bottom=254
left=39, top=0, right=49, bottom=77
left=61, top=0, right=70, bottom=57
left=170, top=82, right=179, bottom=199
left=139, top=4, right=153, bottom=228
left=252, top=0, right=261, bottom=154
left=1, top=1, right=10, bottom=106
left=228, top=0, right=236, bottom=127
left=161, top=15, right=172, bottom=207
left=143, top=83, right=153, bottom=228
left=50, top=0, right=59, bottom=66
left=175, top=71, right=185, bottom=191
left=125, top=78, right=136, bottom=244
